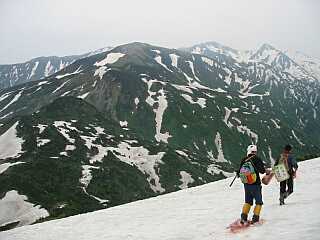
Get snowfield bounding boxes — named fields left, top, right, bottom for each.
left=0, top=122, right=24, bottom=159
left=1, top=158, right=320, bottom=240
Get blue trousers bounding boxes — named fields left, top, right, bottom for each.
left=244, top=184, right=263, bottom=205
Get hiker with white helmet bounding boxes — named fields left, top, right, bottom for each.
left=237, top=144, right=271, bottom=224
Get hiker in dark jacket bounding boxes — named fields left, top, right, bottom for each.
left=275, top=144, right=298, bottom=205
left=237, top=145, right=270, bottom=224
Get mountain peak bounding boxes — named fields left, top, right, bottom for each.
left=258, top=43, right=279, bottom=53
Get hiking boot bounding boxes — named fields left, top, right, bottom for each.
left=280, top=199, right=285, bottom=205
left=251, top=215, right=260, bottom=224
left=240, top=213, right=248, bottom=224
left=280, top=193, right=285, bottom=205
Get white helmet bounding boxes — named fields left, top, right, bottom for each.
left=247, top=145, right=257, bottom=156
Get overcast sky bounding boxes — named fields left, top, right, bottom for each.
left=0, top=0, right=319, bottom=64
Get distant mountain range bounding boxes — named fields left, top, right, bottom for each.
left=0, top=47, right=112, bottom=89
left=0, top=41, right=319, bottom=230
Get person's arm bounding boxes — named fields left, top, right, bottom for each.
left=255, top=157, right=266, bottom=174
left=289, top=156, right=298, bottom=177
left=292, top=157, right=298, bottom=170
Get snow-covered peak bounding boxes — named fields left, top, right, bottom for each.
left=250, top=44, right=316, bottom=81
left=285, top=50, right=320, bottom=81
left=2, top=158, right=319, bottom=239
left=188, top=41, right=252, bottom=63
left=250, top=43, right=281, bottom=65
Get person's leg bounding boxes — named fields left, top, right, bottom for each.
left=241, top=185, right=253, bottom=223
left=252, top=185, right=263, bottom=223
left=286, top=176, right=294, bottom=197
left=241, top=203, right=251, bottom=223
left=279, top=180, right=286, bottom=205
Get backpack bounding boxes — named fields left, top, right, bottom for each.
left=273, top=153, right=290, bottom=182
left=239, top=156, right=257, bottom=184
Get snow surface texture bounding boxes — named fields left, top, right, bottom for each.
left=1, top=158, right=320, bottom=240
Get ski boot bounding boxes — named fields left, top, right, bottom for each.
left=251, top=215, right=260, bottom=224
left=240, top=213, right=248, bottom=224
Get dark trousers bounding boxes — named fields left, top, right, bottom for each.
left=244, top=184, right=263, bottom=205
left=280, top=175, right=294, bottom=195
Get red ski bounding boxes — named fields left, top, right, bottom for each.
left=227, top=219, right=264, bottom=233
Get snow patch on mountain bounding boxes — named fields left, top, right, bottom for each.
left=37, top=138, right=50, bottom=147
left=119, top=121, right=128, bottom=127
left=213, top=132, right=228, bottom=163
left=44, top=61, right=54, bottom=77
left=151, top=49, right=161, bottom=54
left=78, top=92, right=90, bottom=99
left=179, top=171, right=194, bottom=189
left=0, top=162, right=25, bottom=175
left=80, top=135, right=106, bottom=164
left=0, top=90, right=23, bottom=113
left=0, top=92, right=12, bottom=103
left=80, top=165, right=100, bottom=188
left=271, top=119, right=281, bottom=129
left=171, top=84, right=193, bottom=94
left=94, top=66, right=109, bottom=82
left=0, top=112, right=13, bottom=120
left=142, top=78, right=171, bottom=143
left=285, top=50, right=320, bottom=81
left=0, top=122, right=24, bottom=159
left=28, top=61, right=39, bottom=79
left=108, top=142, right=166, bottom=193
left=186, top=60, right=200, bottom=81
left=169, top=53, right=179, bottom=68
left=94, top=53, right=125, bottom=66
left=53, top=121, right=79, bottom=144
left=175, top=150, right=189, bottom=157
left=36, top=124, right=47, bottom=134
left=134, top=97, right=140, bottom=106
left=236, top=124, right=259, bottom=144
left=291, top=130, right=305, bottom=146
left=52, top=79, right=71, bottom=94
left=181, top=94, right=206, bottom=108
left=201, top=56, right=214, bottom=67
left=0, top=190, right=49, bottom=228
left=154, top=56, right=172, bottom=72
left=55, top=67, right=82, bottom=79
left=223, top=107, right=238, bottom=128
left=37, top=81, right=49, bottom=86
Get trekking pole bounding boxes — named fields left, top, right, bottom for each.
left=229, top=175, right=237, bottom=187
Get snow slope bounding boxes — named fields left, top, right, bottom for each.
left=1, top=158, right=319, bottom=240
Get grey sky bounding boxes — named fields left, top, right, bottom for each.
left=1, top=0, right=319, bottom=64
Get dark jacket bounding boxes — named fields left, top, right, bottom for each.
left=237, top=154, right=266, bottom=185
left=275, top=152, right=298, bottom=176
